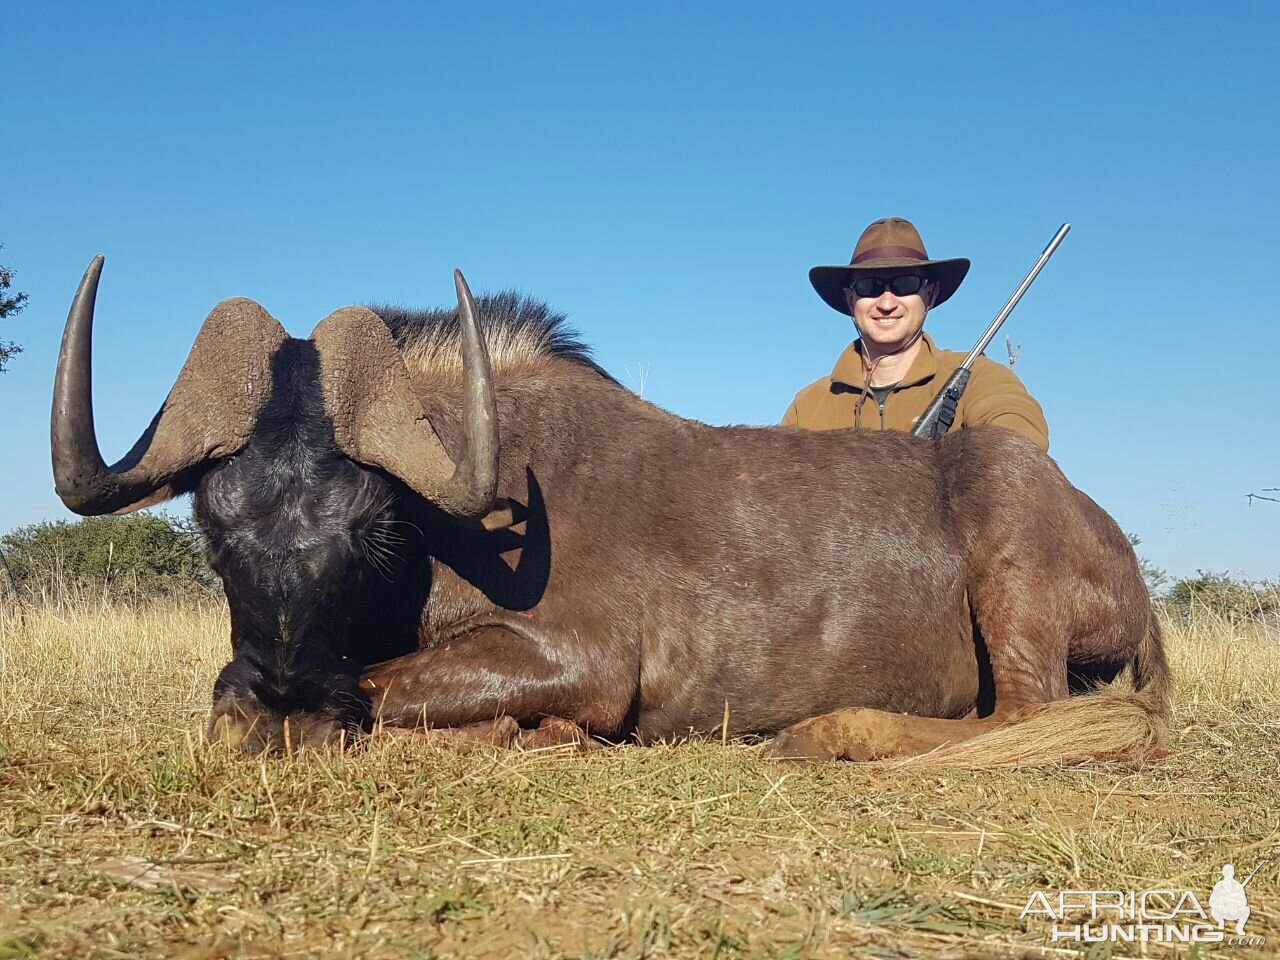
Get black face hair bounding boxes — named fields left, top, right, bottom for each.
left=195, top=340, right=428, bottom=731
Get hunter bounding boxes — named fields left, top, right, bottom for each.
left=783, top=217, right=1049, bottom=450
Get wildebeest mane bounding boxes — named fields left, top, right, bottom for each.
left=369, top=292, right=616, bottom=383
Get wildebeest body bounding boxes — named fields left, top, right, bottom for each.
left=52, top=263, right=1165, bottom=762
left=366, top=348, right=1144, bottom=742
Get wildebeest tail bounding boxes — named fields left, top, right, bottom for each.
left=901, top=613, right=1172, bottom=770
left=1130, top=613, right=1173, bottom=720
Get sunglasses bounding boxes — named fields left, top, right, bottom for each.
left=847, top=275, right=931, bottom=299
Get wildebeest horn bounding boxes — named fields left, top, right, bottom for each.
left=51, top=256, right=289, bottom=515
left=310, top=270, right=498, bottom=518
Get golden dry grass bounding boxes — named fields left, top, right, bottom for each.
left=1, top=599, right=1278, bottom=959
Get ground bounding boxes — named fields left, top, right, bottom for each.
left=1, top=599, right=1277, bottom=959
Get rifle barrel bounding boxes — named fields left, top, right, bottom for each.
left=1241, top=859, right=1269, bottom=887
left=960, top=223, right=1071, bottom=370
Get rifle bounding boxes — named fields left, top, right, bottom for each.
left=911, top=223, right=1071, bottom=440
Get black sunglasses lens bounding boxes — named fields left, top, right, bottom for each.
left=889, top=275, right=926, bottom=296
left=851, top=276, right=927, bottom=298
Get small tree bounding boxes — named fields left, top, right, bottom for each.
left=0, top=243, right=30, bottom=372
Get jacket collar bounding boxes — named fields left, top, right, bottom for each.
left=830, top=331, right=940, bottom=392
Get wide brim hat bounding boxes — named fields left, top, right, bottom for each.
left=809, top=217, right=970, bottom=315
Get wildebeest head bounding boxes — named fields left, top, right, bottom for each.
left=51, top=258, right=499, bottom=743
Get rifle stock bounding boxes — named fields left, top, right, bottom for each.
left=911, top=367, right=970, bottom=441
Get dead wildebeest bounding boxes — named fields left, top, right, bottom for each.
left=51, top=257, right=1170, bottom=766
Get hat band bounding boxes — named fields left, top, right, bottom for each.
left=852, top=245, right=927, bottom=264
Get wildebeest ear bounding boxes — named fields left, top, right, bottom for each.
left=309, top=306, right=468, bottom=507
left=114, top=299, right=290, bottom=496
left=311, top=270, right=498, bottom=519
left=52, top=254, right=289, bottom=516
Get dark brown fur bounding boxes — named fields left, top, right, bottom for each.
left=359, top=352, right=1170, bottom=762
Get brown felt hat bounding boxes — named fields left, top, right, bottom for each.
left=809, top=217, right=970, bottom=315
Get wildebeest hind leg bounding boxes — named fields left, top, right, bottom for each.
left=769, top=587, right=1071, bottom=761
left=767, top=709, right=1003, bottom=761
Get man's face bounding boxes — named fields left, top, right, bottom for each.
left=844, top=273, right=935, bottom=351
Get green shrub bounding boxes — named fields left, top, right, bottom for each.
left=1163, top=571, right=1279, bottom=624
left=0, top=513, right=217, bottom=604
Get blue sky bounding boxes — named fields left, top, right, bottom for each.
left=4, top=2, right=1278, bottom=580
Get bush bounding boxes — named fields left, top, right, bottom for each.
left=1162, top=571, right=1280, bottom=624
left=0, top=513, right=218, bottom=605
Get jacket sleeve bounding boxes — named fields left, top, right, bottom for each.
left=960, top=358, right=1050, bottom=451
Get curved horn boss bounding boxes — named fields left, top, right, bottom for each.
left=310, top=269, right=499, bottom=518
left=51, top=256, right=288, bottom=515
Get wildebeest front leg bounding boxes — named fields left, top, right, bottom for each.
left=359, top=624, right=632, bottom=738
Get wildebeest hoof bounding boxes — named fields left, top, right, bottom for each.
left=767, top=708, right=978, bottom=763
left=766, top=710, right=900, bottom=762
left=517, top=716, right=605, bottom=752
left=207, top=698, right=354, bottom=755
left=764, top=721, right=844, bottom=762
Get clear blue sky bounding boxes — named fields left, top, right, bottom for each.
left=4, top=2, right=1278, bottom=580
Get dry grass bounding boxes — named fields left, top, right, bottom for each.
left=1, top=600, right=1278, bottom=959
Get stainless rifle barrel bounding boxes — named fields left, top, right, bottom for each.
left=960, top=222, right=1071, bottom=369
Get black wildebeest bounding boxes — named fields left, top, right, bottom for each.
left=52, top=257, right=1170, bottom=765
